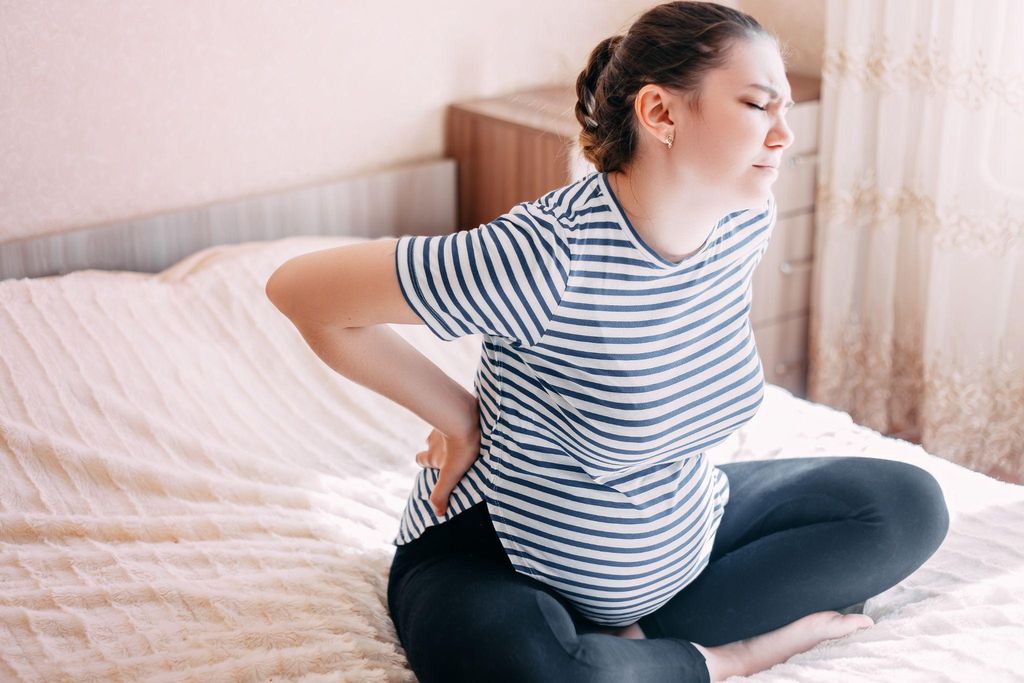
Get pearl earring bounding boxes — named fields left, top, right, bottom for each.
left=664, top=133, right=674, bottom=149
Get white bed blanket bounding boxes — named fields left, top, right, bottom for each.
left=1, top=236, right=1021, bottom=682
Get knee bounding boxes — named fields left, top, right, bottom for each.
left=878, top=461, right=950, bottom=563
left=399, top=587, right=606, bottom=683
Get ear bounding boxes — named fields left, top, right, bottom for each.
left=633, top=84, right=678, bottom=145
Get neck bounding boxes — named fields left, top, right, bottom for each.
left=607, top=162, right=734, bottom=262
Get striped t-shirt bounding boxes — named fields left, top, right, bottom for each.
left=392, top=170, right=777, bottom=627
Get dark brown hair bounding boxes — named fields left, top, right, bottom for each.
left=575, top=1, right=784, bottom=173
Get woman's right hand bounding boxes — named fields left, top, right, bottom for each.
left=415, top=404, right=481, bottom=517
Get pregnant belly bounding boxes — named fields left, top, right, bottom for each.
left=485, top=444, right=725, bottom=596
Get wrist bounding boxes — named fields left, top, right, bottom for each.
left=450, top=393, right=480, bottom=441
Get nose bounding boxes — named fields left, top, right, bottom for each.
left=767, top=114, right=796, bottom=151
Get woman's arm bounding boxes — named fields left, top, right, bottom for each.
left=265, top=238, right=477, bottom=440
left=290, top=323, right=478, bottom=440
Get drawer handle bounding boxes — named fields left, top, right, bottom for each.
left=785, top=151, right=818, bottom=168
left=779, top=258, right=813, bottom=275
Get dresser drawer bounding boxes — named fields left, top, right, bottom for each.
left=750, top=210, right=814, bottom=326
left=753, top=312, right=809, bottom=398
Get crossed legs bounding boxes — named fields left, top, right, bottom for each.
left=387, top=456, right=950, bottom=682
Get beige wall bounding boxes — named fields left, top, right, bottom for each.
left=741, top=0, right=826, bottom=76
left=0, top=0, right=822, bottom=244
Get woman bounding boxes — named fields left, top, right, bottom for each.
left=266, top=2, right=950, bottom=681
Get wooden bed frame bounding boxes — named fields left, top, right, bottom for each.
left=0, top=158, right=456, bottom=281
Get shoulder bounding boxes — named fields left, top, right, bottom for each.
left=494, top=173, right=603, bottom=249
left=537, top=172, right=603, bottom=220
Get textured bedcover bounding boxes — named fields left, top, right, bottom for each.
left=0, top=236, right=1021, bottom=682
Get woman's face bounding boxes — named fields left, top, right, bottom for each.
left=658, top=37, right=796, bottom=205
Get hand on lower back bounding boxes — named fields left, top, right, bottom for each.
left=415, top=403, right=481, bottom=516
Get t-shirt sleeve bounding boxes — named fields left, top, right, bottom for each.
left=394, top=201, right=572, bottom=346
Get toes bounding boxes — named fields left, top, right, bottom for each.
left=852, top=614, right=874, bottom=628
left=837, top=613, right=875, bottom=633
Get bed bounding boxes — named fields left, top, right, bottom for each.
left=1, top=233, right=1022, bottom=682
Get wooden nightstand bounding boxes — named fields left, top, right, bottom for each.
left=445, top=75, right=822, bottom=398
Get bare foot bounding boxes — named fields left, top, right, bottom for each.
left=691, top=642, right=730, bottom=682
left=715, top=610, right=875, bottom=679
left=601, top=611, right=873, bottom=681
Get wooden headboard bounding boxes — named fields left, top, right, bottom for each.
left=0, top=158, right=456, bottom=281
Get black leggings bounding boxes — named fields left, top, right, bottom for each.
left=387, top=456, right=950, bottom=682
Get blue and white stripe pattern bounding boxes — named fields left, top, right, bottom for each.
left=392, top=171, right=777, bottom=626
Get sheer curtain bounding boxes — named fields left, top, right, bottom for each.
left=810, top=0, right=1024, bottom=482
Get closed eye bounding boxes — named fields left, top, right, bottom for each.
left=746, top=102, right=768, bottom=112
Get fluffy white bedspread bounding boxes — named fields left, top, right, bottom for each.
left=1, top=236, right=1021, bottom=682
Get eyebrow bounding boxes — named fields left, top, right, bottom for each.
left=747, top=83, right=796, bottom=109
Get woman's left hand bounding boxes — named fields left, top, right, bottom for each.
left=415, top=404, right=481, bottom=517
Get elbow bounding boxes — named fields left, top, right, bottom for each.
left=264, top=251, right=360, bottom=330
left=264, top=260, right=334, bottom=330
left=265, top=262, right=297, bottom=316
